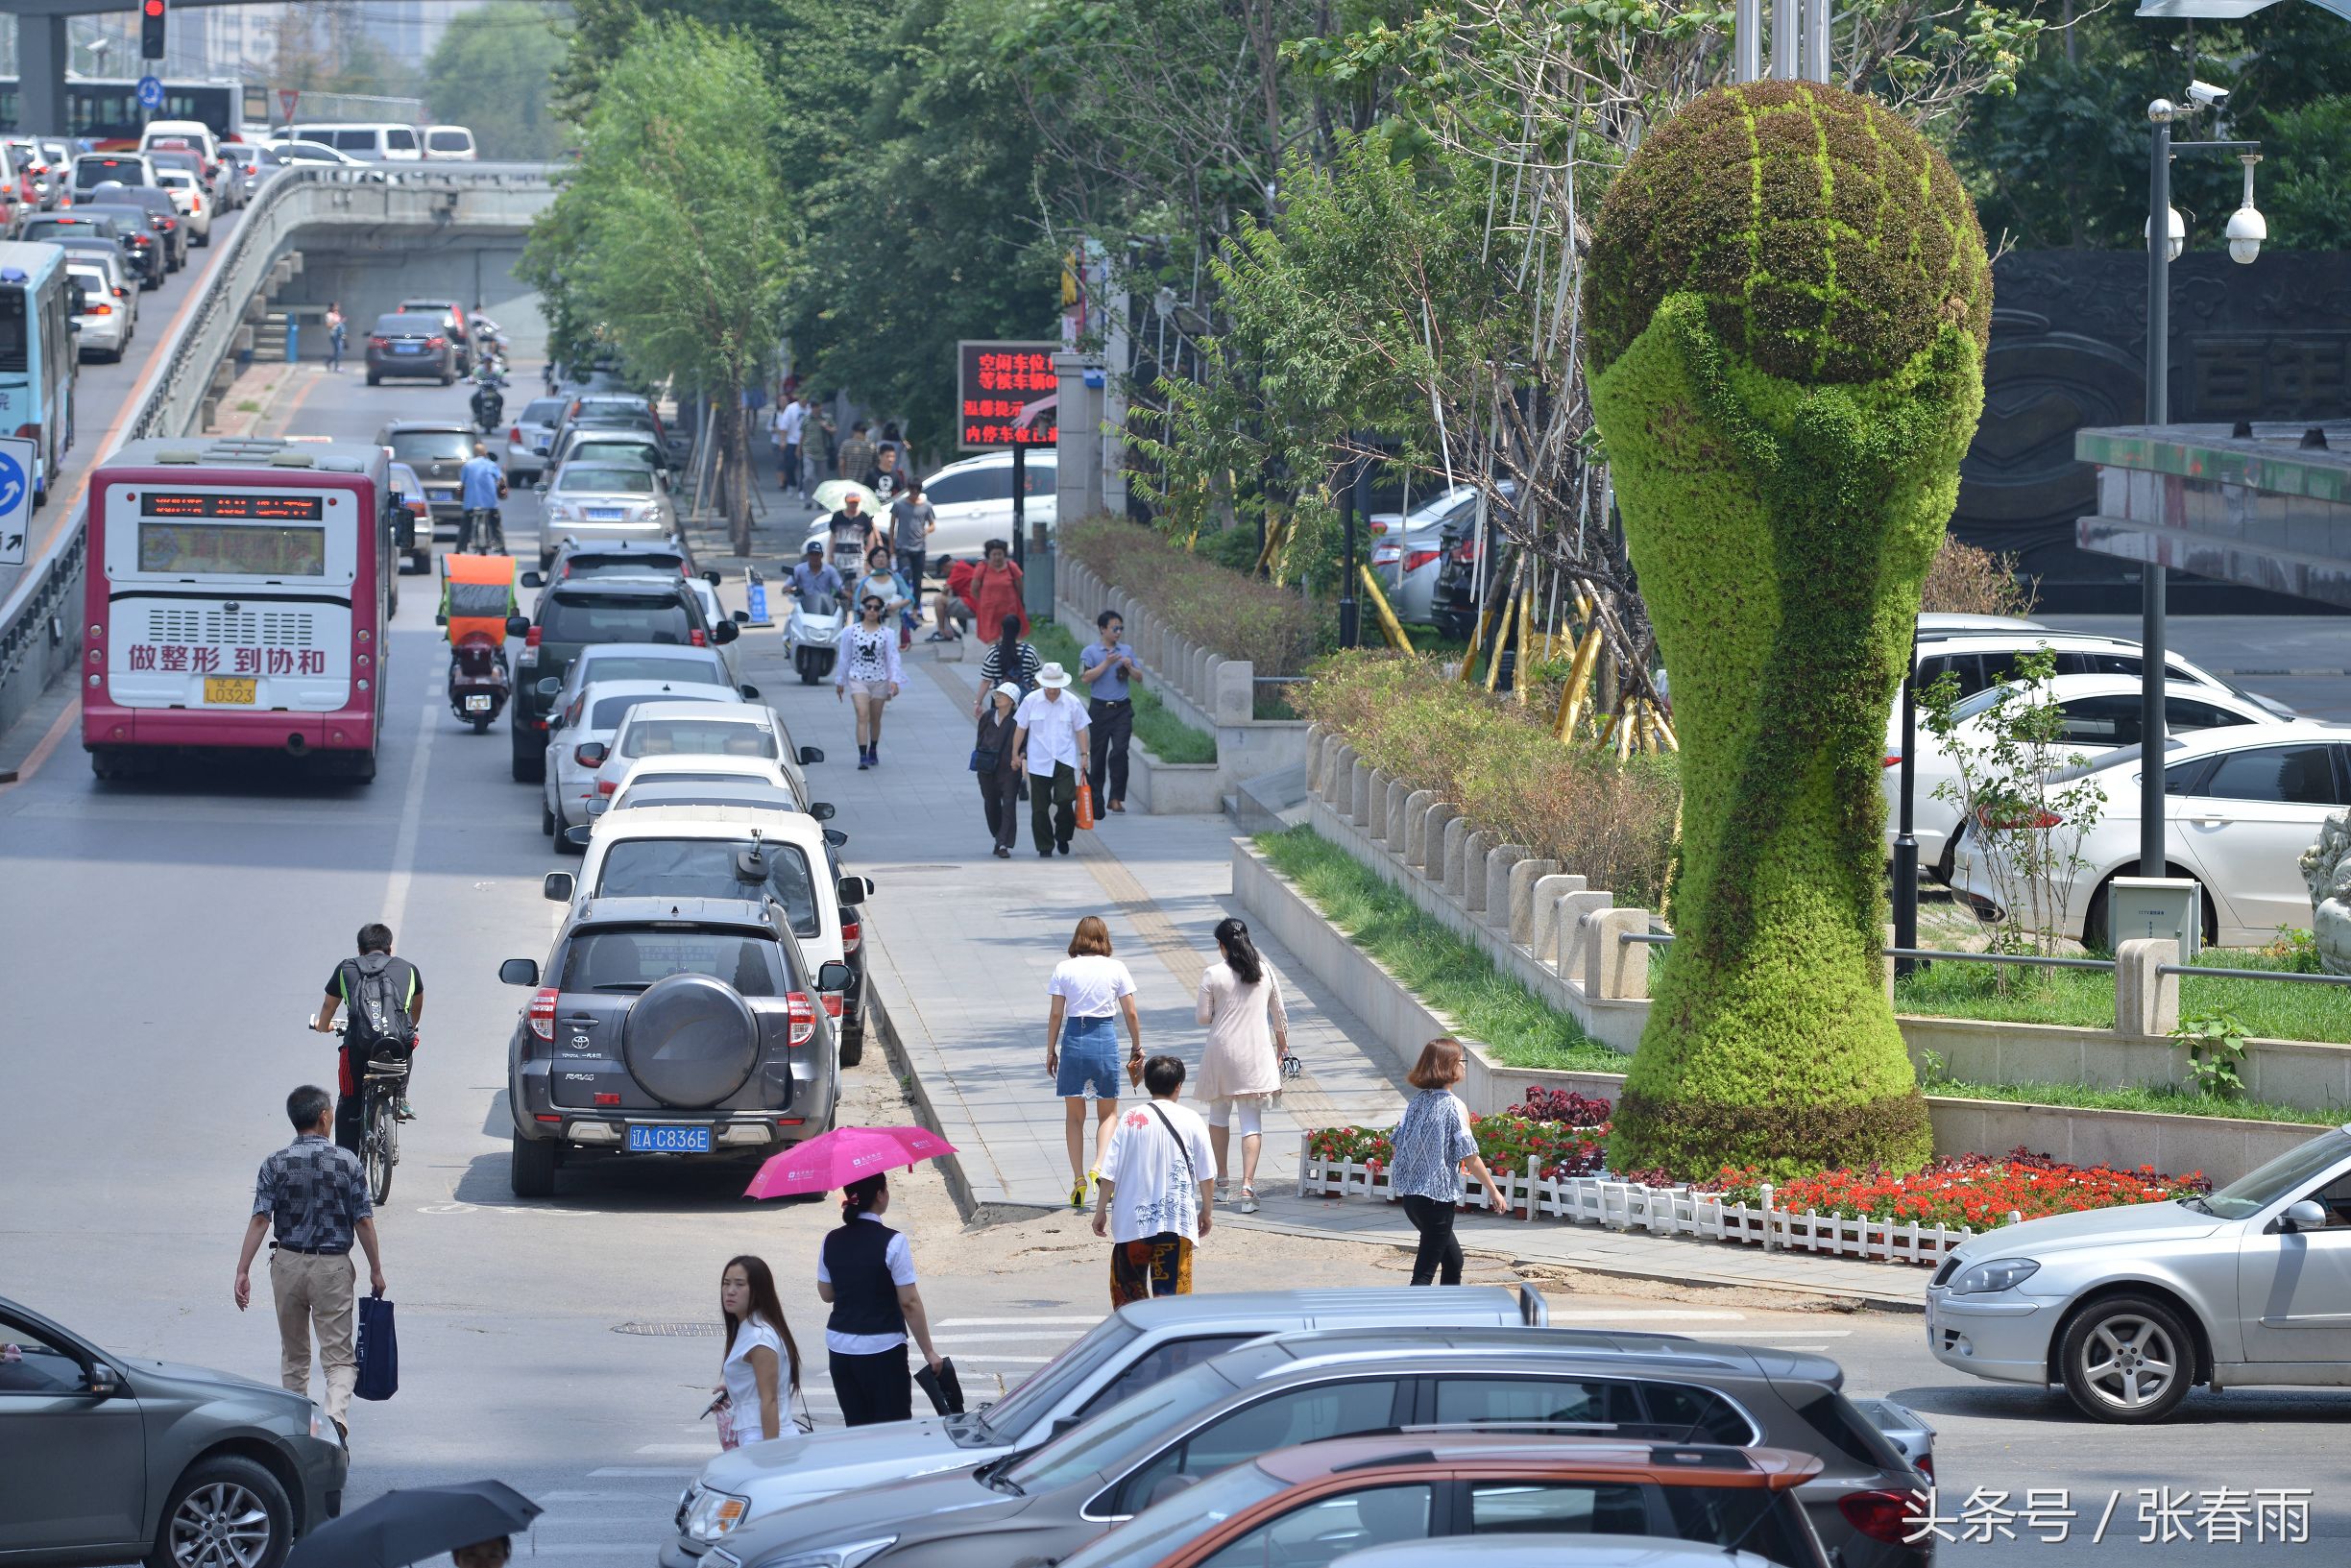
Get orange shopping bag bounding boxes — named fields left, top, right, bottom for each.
left=1076, top=779, right=1096, bottom=831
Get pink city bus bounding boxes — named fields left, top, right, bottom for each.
left=83, top=436, right=395, bottom=782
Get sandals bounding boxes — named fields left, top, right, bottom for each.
left=1238, top=1186, right=1260, bottom=1214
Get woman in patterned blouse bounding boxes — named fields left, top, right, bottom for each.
left=1387, top=1037, right=1508, bottom=1285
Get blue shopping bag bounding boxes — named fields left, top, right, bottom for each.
left=354, top=1291, right=399, bottom=1401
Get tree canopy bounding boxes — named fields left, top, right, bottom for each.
left=424, top=3, right=571, bottom=162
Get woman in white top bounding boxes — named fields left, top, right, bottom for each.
left=1193, top=916, right=1288, bottom=1214
left=835, top=588, right=904, bottom=770
left=1046, top=914, right=1143, bottom=1209
left=715, top=1254, right=800, bottom=1448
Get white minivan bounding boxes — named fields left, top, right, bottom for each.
left=423, top=125, right=478, bottom=161
left=284, top=123, right=424, bottom=161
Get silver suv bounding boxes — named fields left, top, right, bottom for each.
left=667, top=1286, right=1552, bottom=1562
left=497, top=895, right=848, bottom=1196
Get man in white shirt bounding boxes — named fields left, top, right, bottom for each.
left=1013, top=663, right=1091, bottom=857
left=772, top=397, right=808, bottom=496
left=1093, top=1054, right=1217, bottom=1305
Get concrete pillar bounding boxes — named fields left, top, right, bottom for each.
left=1305, top=725, right=1330, bottom=792
left=1366, top=770, right=1394, bottom=837
left=1212, top=659, right=1253, bottom=725
left=1507, top=859, right=1564, bottom=946
left=1484, top=846, right=1528, bottom=932
left=2115, top=938, right=2180, bottom=1039
left=1326, top=744, right=1357, bottom=807
left=1401, top=790, right=1439, bottom=865
left=1586, top=908, right=1654, bottom=1000
left=1465, top=833, right=1502, bottom=913
left=1524, top=874, right=1588, bottom=962
left=1053, top=351, right=1108, bottom=522
left=17, top=17, right=70, bottom=149
left=1384, top=779, right=1414, bottom=851
left=1349, top=760, right=1373, bottom=827
left=1419, top=805, right=1460, bottom=880
left=1440, top=816, right=1472, bottom=898
left=1555, top=891, right=1615, bottom=977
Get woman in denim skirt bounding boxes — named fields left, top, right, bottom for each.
left=1045, top=915, right=1143, bottom=1209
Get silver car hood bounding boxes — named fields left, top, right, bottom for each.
left=700, top=1413, right=994, bottom=1502
left=1958, top=1199, right=2225, bottom=1263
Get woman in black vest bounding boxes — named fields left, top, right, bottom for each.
left=816, top=1172, right=944, bottom=1426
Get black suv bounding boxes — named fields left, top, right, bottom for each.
left=497, top=896, right=849, bottom=1197
left=507, top=577, right=739, bottom=781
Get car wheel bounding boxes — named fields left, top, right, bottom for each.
left=512, top=744, right=544, bottom=784
left=510, top=1127, right=558, bottom=1198
left=2058, top=1293, right=2195, bottom=1423
left=366, top=373, right=380, bottom=387
left=838, top=1019, right=864, bottom=1069
left=145, top=1453, right=291, bottom=1568
left=542, top=799, right=556, bottom=836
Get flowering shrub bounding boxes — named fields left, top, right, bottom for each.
left=1475, top=1114, right=1610, bottom=1180
left=1708, top=1147, right=2210, bottom=1230
left=1307, top=1125, right=1392, bottom=1166
left=1508, top=1087, right=1612, bottom=1126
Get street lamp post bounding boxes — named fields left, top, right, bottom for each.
left=1893, top=628, right=1921, bottom=977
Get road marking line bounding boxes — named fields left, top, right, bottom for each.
left=1546, top=1310, right=1745, bottom=1321
left=937, top=1316, right=1100, bottom=1327
left=0, top=698, right=79, bottom=795
left=589, top=1467, right=700, bottom=1478
left=935, top=1331, right=1090, bottom=1343
left=381, top=700, right=437, bottom=934
left=1677, top=1329, right=1852, bottom=1339
left=633, top=1444, right=720, bottom=1456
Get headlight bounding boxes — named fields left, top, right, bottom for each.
left=1950, top=1257, right=2040, bottom=1295
left=745, top=1537, right=897, bottom=1568
left=681, top=1484, right=753, bottom=1542
left=309, top=1403, right=341, bottom=1445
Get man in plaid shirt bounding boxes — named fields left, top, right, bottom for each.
left=232, top=1085, right=387, bottom=1438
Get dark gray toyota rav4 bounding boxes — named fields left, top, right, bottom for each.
left=498, top=895, right=848, bottom=1196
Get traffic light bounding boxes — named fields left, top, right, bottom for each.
left=140, top=0, right=167, bottom=61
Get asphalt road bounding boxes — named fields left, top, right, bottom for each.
left=2, top=363, right=2346, bottom=1566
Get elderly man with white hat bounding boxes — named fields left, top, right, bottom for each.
left=1013, top=663, right=1091, bottom=856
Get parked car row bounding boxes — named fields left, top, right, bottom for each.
left=795, top=448, right=1057, bottom=581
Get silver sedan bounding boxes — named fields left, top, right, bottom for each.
left=1926, top=1124, right=2351, bottom=1422
left=537, top=462, right=677, bottom=568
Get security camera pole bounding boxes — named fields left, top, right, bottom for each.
left=2139, top=88, right=2263, bottom=875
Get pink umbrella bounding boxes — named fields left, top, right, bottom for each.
left=743, top=1124, right=958, bottom=1200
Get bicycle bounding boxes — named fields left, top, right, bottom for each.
left=459, top=506, right=506, bottom=555
left=318, top=1018, right=411, bottom=1204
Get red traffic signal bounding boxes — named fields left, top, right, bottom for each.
left=141, top=0, right=167, bottom=60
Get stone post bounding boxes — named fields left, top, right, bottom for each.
left=1441, top=818, right=1474, bottom=900
left=1484, top=846, right=1528, bottom=931
left=2115, top=937, right=2180, bottom=1039
left=1506, top=858, right=1563, bottom=945
left=1213, top=659, right=1255, bottom=726
left=1305, top=724, right=1329, bottom=793
left=1524, top=874, right=1588, bottom=960
left=1420, top=805, right=1461, bottom=880
left=1586, top=908, right=1653, bottom=1000
left=1324, top=744, right=1356, bottom=807
left=1555, top=891, right=1615, bottom=977
left=1385, top=781, right=1416, bottom=853
left=1460, top=831, right=1498, bottom=911
left=1402, top=791, right=1439, bottom=866
left=1349, top=760, right=1374, bottom=828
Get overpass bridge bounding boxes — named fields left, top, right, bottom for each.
left=0, top=157, right=552, bottom=745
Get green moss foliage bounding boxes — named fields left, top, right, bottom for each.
left=1583, top=82, right=1992, bottom=386
left=1580, top=84, right=1990, bottom=1181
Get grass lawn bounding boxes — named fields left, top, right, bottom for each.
left=1256, top=825, right=1628, bottom=1073
left=1927, top=1074, right=2340, bottom=1125
left=1033, top=618, right=1218, bottom=764
left=1894, top=951, right=2351, bottom=1044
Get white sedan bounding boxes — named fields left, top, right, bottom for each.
left=541, top=678, right=742, bottom=842
left=1949, top=722, right=2351, bottom=948
left=1884, top=675, right=2288, bottom=880
left=802, top=449, right=1056, bottom=575
left=150, top=168, right=212, bottom=245
left=590, top=702, right=817, bottom=807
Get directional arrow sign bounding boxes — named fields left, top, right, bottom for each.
left=0, top=438, right=33, bottom=566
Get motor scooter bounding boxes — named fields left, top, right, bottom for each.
left=787, top=594, right=843, bottom=686
left=439, top=552, right=518, bottom=729
left=470, top=377, right=505, bottom=437
left=447, top=633, right=512, bottom=732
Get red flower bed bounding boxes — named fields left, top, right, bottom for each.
left=1308, top=1087, right=1616, bottom=1189
left=1708, top=1147, right=2210, bottom=1231
left=1508, top=1087, right=1612, bottom=1126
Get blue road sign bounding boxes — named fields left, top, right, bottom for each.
left=0, top=439, right=33, bottom=566
left=744, top=567, right=771, bottom=627
left=136, top=76, right=166, bottom=110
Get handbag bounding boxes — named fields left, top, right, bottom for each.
left=969, top=743, right=1002, bottom=773
left=1076, top=780, right=1096, bottom=831
left=354, top=1291, right=398, bottom=1401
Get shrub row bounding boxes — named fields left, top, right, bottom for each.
left=1060, top=517, right=1318, bottom=675
left=1298, top=651, right=1681, bottom=909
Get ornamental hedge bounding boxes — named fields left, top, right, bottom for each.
left=1060, top=518, right=1317, bottom=675
left=1581, top=82, right=1992, bottom=1181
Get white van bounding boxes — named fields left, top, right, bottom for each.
left=138, top=119, right=220, bottom=166
left=422, top=125, right=478, bottom=161
left=284, top=123, right=424, bottom=161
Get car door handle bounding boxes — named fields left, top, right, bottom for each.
left=2188, top=815, right=2225, bottom=826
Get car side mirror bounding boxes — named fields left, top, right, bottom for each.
left=505, top=615, right=531, bottom=639
left=807, top=801, right=836, bottom=821
left=704, top=569, right=722, bottom=586
left=565, top=824, right=594, bottom=847
left=822, top=827, right=848, bottom=847
left=733, top=610, right=751, bottom=624
left=739, top=683, right=761, bottom=699
left=536, top=677, right=561, bottom=699
left=2281, top=1199, right=2329, bottom=1233
left=543, top=872, right=574, bottom=903
left=83, top=1362, right=121, bottom=1397
left=498, top=957, right=540, bottom=987
left=575, top=741, right=608, bottom=767
left=710, top=619, right=739, bottom=645
left=1051, top=1417, right=1081, bottom=1438
left=798, top=745, right=824, bottom=766
left=521, top=569, right=545, bottom=589
left=836, top=874, right=874, bottom=905
left=534, top=442, right=550, bottom=456
left=816, top=960, right=855, bottom=992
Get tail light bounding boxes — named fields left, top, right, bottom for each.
left=596, top=778, right=617, bottom=795
left=1370, top=546, right=1399, bottom=567
left=112, top=285, right=127, bottom=299
left=426, top=335, right=448, bottom=350
left=527, top=986, right=560, bottom=1043
left=1838, top=1490, right=1923, bottom=1547
left=191, top=195, right=202, bottom=212
left=819, top=993, right=844, bottom=1019
left=1451, top=539, right=1475, bottom=562
left=594, top=1092, right=620, bottom=1107
left=370, top=335, right=390, bottom=350
left=787, top=992, right=815, bottom=1048
left=160, top=217, right=177, bottom=229
left=839, top=920, right=861, bottom=954
left=524, top=626, right=543, bottom=648
left=1915, top=1453, right=1934, bottom=1484
left=1405, top=548, right=1441, bottom=573
left=14, top=423, right=36, bottom=444
left=1975, top=804, right=2062, bottom=830
left=509, top=426, right=521, bottom=445
left=1882, top=755, right=1903, bottom=768
left=87, top=302, right=110, bottom=316
left=691, top=629, right=707, bottom=647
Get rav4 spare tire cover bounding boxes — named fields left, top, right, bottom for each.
left=623, top=972, right=761, bottom=1108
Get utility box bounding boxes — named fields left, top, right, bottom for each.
left=2108, top=877, right=2201, bottom=964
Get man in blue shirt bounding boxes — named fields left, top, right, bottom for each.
left=1079, top=609, right=1137, bottom=814
left=789, top=541, right=845, bottom=611
left=458, top=441, right=507, bottom=554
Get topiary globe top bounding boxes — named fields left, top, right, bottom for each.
left=1583, top=81, right=1991, bottom=386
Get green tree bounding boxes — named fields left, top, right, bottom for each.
left=425, top=3, right=571, bottom=161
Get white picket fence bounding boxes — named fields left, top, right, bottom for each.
left=1297, top=1135, right=1988, bottom=1267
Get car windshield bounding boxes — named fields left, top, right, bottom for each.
left=2195, top=1128, right=2351, bottom=1218
left=621, top=716, right=775, bottom=760
left=1002, top=1363, right=1235, bottom=1492
left=390, top=431, right=471, bottom=466
left=618, top=787, right=799, bottom=811
left=427, top=130, right=472, bottom=153
left=572, top=441, right=658, bottom=466
left=590, top=691, right=726, bottom=729
left=540, top=595, right=692, bottom=644
left=594, top=839, right=818, bottom=936
left=557, top=927, right=785, bottom=995
left=567, top=556, right=688, bottom=578
left=558, top=467, right=656, bottom=495
left=980, top=1317, right=1143, bottom=1442
left=1054, top=1461, right=1290, bottom=1568
left=579, top=654, right=720, bottom=688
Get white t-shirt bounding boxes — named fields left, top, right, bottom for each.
left=815, top=1212, right=917, bottom=1355
left=721, top=1316, right=788, bottom=1446
left=774, top=401, right=807, bottom=445
left=1100, top=1098, right=1218, bottom=1243
left=1048, top=954, right=1136, bottom=1019
left=1014, top=688, right=1088, bottom=774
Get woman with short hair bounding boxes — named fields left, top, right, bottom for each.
left=1387, top=1038, right=1509, bottom=1285
left=1045, top=915, right=1143, bottom=1209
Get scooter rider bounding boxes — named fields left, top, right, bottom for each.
left=790, top=540, right=844, bottom=612
left=458, top=441, right=507, bottom=554
left=470, top=374, right=504, bottom=435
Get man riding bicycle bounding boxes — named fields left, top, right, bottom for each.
left=312, top=924, right=424, bottom=1145
left=458, top=441, right=507, bottom=554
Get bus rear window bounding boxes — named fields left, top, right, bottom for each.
left=0, top=292, right=25, bottom=373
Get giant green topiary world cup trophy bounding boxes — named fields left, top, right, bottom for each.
left=1582, top=81, right=1992, bottom=1180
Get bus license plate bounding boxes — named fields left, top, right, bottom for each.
left=204, top=676, right=256, bottom=704
left=464, top=694, right=493, bottom=712
left=627, top=1124, right=711, bottom=1153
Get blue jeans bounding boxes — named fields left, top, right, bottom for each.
left=1055, top=1015, right=1122, bottom=1098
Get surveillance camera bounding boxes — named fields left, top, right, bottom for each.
left=2188, top=80, right=2230, bottom=109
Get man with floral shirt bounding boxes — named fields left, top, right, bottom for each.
left=1091, top=1054, right=1217, bottom=1305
